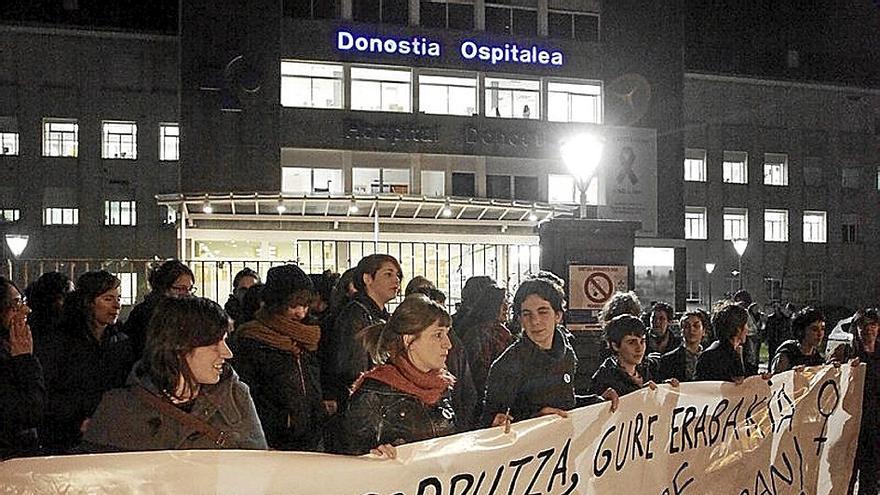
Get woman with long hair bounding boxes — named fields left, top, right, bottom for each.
left=80, top=296, right=267, bottom=451
left=0, top=277, right=45, bottom=458
left=337, top=293, right=455, bottom=457
left=40, top=270, right=134, bottom=453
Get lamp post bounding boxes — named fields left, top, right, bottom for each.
left=704, top=262, right=715, bottom=307
left=561, top=133, right=604, bottom=218
left=4, top=234, right=29, bottom=282
left=731, top=238, right=748, bottom=290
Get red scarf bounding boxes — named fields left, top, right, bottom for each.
left=351, top=355, right=454, bottom=406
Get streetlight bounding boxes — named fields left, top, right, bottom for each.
left=4, top=234, right=29, bottom=282
left=731, top=238, right=748, bottom=290
left=704, top=262, right=715, bottom=307
left=561, top=133, right=604, bottom=218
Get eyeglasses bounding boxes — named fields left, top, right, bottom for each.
left=171, top=285, right=197, bottom=295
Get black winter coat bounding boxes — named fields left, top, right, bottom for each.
left=657, top=345, right=701, bottom=382
left=590, top=355, right=659, bottom=397
left=37, top=323, right=135, bottom=453
left=771, top=340, right=824, bottom=373
left=331, top=294, right=389, bottom=403
left=0, top=349, right=45, bottom=459
left=123, top=294, right=165, bottom=358
left=694, top=340, right=745, bottom=382
left=231, top=333, right=324, bottom=451
left=481, top=327, right=603, bottom=427
left=338, top=379, right=455, bottom=455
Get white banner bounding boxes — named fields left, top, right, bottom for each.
left=0, top=365, right=864, bottom=495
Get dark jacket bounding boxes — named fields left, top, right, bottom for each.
left=231, top=330, right=324, bottom=451
left=694, top=340, right=745, bottom=382
left=657, top=345, right=701, bottom=383
left=459, top=320, right=514, bottom=402
left=80, top=365, right=267, bottom=452
left=37, top=322, right=135, bottom=453
left=123, top=293, right=165, bottom=358
left=771, top=340, right=824, bottom=372
left=445, top=329, right=479, bottom=431
left=647, top=329, right=681, bottom=355
left=481, top=327, right=603, bottom=427
left=0, top=349, right=45, bottom=459
left=338, top=379, right=455, bottom=455
left=331, top=293, right=389, bottom=403
left=590, top=355, right=659, bottom=397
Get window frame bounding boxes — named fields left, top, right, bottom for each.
left=546, top=79, right=602, bottom=123
left=763, top=209, right=789, bottom=242
left=350, top=65, right=413, bottom=113
left=0, top=208, right=21, bottom=222
left=684, top=148, right=707, bottom=182
left=722, top=207, right=749, bottom=241
left=762, top=152, right=788, bottom=186
left=281, top=60, right=345, bottom=109
left=42, top=207, right=79, bottom=226
left=484, top=75, right=541, bottom=120
left=802, top=210, right=827, bottom=243
left=104, top=200, right=137, bottom=226
left=722, top=150, right=748, bottom=184
left=101, top=121, right=138, bottom=160
left=42, top=118, right=79, bottom=157
left=159, top=123, right=179, bottom=161
left=841, top=167, right=861, bottom=189
left=684, top=206, right=707, bottom=240
left=548, top=9, right=600, bottom=42
left=0, top=132, right=18, bottom=156
left=281, top=167, right=344, bottom=194
left=417, top=71, right=478, bottom=116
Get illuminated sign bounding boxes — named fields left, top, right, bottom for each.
left=336, top=30, right=564, bottom=67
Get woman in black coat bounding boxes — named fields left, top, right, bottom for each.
left=694, top=302, right=749, bottom=382
left=590, top=314, right=666, bottom=397
left=0, top=277, right=45, bottom=459
left=337, top=293, right=456, bottom=457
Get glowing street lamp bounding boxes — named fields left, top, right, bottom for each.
left=731, top=238, right=748, bottom=290
left=704, top=262, right=715, bottom=307
left=4, top=234, right=28, bottom=281
left=561, top=133, right=603, bottom=219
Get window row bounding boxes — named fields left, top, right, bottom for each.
left=284, top=1, right=600, bottom=42
left=281, top=61, right=603, bottom=123
left=281, top=166, right=599, bottom=204
left=685, top=149, right=880, bottom=190
left=0, top=202, right=139, bottom=226
left=685, top=207, right=840, bottom=243
left=0, top=120, right=178, bottom=160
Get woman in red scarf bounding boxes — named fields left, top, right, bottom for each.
left=338, top=293, right=455, bottom=457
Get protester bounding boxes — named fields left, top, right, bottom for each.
left=124, top=259, right=195, bottom=357
left=770, top=306, right=825, bottom=374
left=764, top=302, right=793, bottom=359
left=332, top=254, right=401, bottom=408
left=236, top=283, right=264, bottom=328
left=599, top=290, right=642, bottom=325
left=646, top=301, right=679, bottom=354
left=337, top=293, right=455, bottom=457
left=224, top=267, right=260, bottom=327
left=840, top=308, right=880, bottom=495
left=24, top=271, right=73, bottom=338
left=0, top=277, right=45, bottom=459
left=452, top=276, right=495, bottom=329
left=694, top=302, right=749, bottom=382
left=733, top=290, right=762, bottom=375
left=233, top=264, right=324, bottom=451
left=590, top=315, right=667, bottom=397
left=482, top=275, right=617, bottom=429
left=309, top=270, right=339, bottom=322
left=79, top=297, right=267, bottom=452
left=40, top=270, right=135, bottom=453
left=657, top=311, right=705, bottom=382
left=404, top=276, right=435, bottom=297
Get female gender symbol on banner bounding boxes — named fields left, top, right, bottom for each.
left=584, top=272, right=614, bottom=305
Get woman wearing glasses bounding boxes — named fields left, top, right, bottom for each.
left=124, top=259, right=195, bottom=357
left=38, top=270, right=135, bottom=453
left=0, top=277, right=45, bottom=459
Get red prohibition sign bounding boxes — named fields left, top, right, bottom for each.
left=584, top=272, right=613, bottom=304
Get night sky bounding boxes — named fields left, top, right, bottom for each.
left=1, top=0, right=878, bottom=86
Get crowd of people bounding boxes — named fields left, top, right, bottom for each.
left=0, top=257, right=876, bottom=492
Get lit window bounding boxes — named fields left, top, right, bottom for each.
left=547, top=174, right=597, bottom=204
left=722, top=151, right=748, bottom=184
left=420, top=170, right=445, bottom=197
left=114, top=272, right=138, bottom=306
left=159, top=123, right=179, bottom=161
left=351, top=66, right=411, bottom=113
left=43, top=118, right=78, bottom=157
left=0, top=209, right=21, bottom=222
left=0, top=132, right=18, bottom=155
left=418, top=73, right=477, bottom=116
left=722, top=207, right=748, bottom=240
left=841, top=214, right=859, bottom=244
left=763, top=153, right=788, bottom=186
left=803, top=211, right=827, bottom=243
left=684, top=148, right=706, bottom=182
left=547, top=81, right=601, bottom=123
left=43, top=207, right=79, bottom=225
left=104, top=200, right=137, bottom=226
left=164, top=205, right=178, bottom=225
left=876, top=166, right=880, bottom=190
left=281, top=167, right=343, bottom=194
left=763, top=209, right=788, bottom=242
left=352, top=167, right=410, bottom=193
left=485, top=77, right=539, bottom=119
left=842, top=168, right=861, bottom=189
left=281, top=61, right=344, bottom=109
left=102, top=121, right=137, bottom=159
left=684, top=207, right=707, bottom=240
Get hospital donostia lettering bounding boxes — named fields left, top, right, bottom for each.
left=336, top=30, right=564, bottom=67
